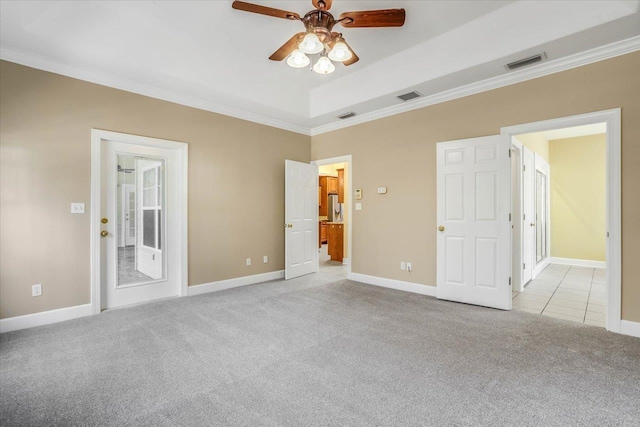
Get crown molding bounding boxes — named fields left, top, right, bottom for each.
left=309, top=35, right=640, bottom=136
left=0, top=46, right=311, bottom=136
left=2, top=35, right=639, bottom=138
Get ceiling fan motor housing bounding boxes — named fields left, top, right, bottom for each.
left=303, top=10, right=337, bottom=42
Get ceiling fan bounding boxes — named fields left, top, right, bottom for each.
left=232, top=0, right=406, bottom=74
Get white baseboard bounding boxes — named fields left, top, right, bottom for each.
left=620, top=320, right=640, bottom=338
left=188, top=270, right=284, bottom=296
left=348, top=272, right=437, bottom=297
left=342, top=258, right=350, bottom=265
left=549, top=257, right=606, bottom=269
left=0, top=303, right=92, bottom=333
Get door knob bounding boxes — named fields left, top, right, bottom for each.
left=101, top=218, right=108, bottom=224
left=438, top=226, right=445, bottom=232
left=100, top=230, right=109, bottom=237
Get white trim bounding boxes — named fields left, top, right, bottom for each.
left=310, top=36, right=640, bottom=136
left=549, top=257, right=606, bottom=269
left=348, top=273, right=437, bottom=297
left=91, top=129, right=189, bottom=314
left=2, top=36, right=638, bottom=137
left=620, top=320, right=640, bottom=339
left=311, top=155, right=353, bottom=278
left=0, top=304, right=92, bottom=333
left=0, top=47, right=310, bottom=137
left=188, top=271, right=284, bottom=296
left=501, top=108, right=621, bottom=333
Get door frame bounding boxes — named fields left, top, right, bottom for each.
left=510, top=139, right=523, bottom=292
left=90, top=129, right=188, bottom=315
left=310, top=155, right=353, bottom=276
left=501, top=108, right=621, bottom=333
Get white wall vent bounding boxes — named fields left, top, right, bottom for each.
left=505, top=52, right=547, bottom=70
left=337, top=112, right=356, bottom=120
left=397, top=91, right=421, bottom=102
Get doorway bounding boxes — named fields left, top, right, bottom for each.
left=502, top=109, right=621, bottom=332
left=91, top=130, right=188, bottom=313
left=312, top=155, right=352, bottom=278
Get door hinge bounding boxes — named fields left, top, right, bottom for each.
left=607, top=231, right=610, bottom=238
left=509, top=213, right=512, bottom=221
left=509, top=150, right=512, bottom=158
left=523, top=165, right=526, bottom=171
left=523, top=214, right=526, bottom=221
left=523, top=263, right=526, bottom=270
left=509, top=277, right=512, bottom=286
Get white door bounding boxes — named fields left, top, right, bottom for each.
left=123, top=185, right=136, bottom=246
left=522, top=146, right=535, bottom=284
left=101, top=141, right=181, bottom=309
left=436, top=135, right=512, bottom=310
left=285, top=160, right=318, bottom=279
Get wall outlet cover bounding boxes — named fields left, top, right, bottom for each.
left=71, top=203, right=85, bottom=214
left=400, top=262, right=406, bottom=271
left=32, top=284, right=42, bottom=297
left=355, top=203, right=362, bottom=211
left=263, top=256, right=268, bottom=263
left=246, top=258, right=251, bottom=266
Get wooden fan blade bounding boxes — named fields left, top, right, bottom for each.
left=232, top=1, right=300, bottom=21
left=312, top=0, right=333, bottom=10
left=329, top=33, right=359, bottom=66
left=269, top=32, right=305, bottom=61
left=338, top=9, right=405, bottom=28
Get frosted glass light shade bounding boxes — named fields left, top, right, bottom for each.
left=328, top=42, right=352, bottom=62
left=313, top=56, right=335, bottom=74
left=299, top=33, right=323, bottom=54
left=287, top=50, right=310, bottom=68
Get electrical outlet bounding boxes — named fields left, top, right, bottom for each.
left=70, top=203, right=85, bottom=214
left=400, top=262, right=406, bottom=271
left=263, top=256, right=268, bottom=264
left=32, top=284, right=42, bottom=297
left=406, top=262, right=412, bottom=273
left=246, top=258, right=251, bottom=266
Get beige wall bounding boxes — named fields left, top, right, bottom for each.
left=549, top=134, right=606, bottom=261
left=516, top=132, right=549, bottom=161
left=0, top=61, right=310, bottom=319
left=312, top=51, right=640, bottom=323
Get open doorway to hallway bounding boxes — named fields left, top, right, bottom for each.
left=510, top=123, right=607, bottom=327
left=312, top=157, right=352, bottom=278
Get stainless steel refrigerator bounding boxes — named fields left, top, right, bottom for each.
left=327, top=194, right=343, bottom=222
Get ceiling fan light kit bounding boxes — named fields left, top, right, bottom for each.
left=232, top=0, right=405, bottom=75
left=286, top=49, right=310, bottom=68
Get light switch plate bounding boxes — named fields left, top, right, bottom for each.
left=71, top=203, right=85, bottom=214
left=377, top=187, right=387, bottom=194
left=355, top=189, right=362, bottom=200
left=355, top=203, right=362, bottom=211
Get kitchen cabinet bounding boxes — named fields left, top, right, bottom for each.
left=327, top=223, right=343, bottom=262
left=327, top=176, right=338, bottom=194
left=319, top=221, right=327, bottom=247
left=337, top=168, right=344, bottom=203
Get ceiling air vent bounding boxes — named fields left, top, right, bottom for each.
left=337, top=112, right=356, bottom=120
left=397, top=91, right=421, bottom=102
left=505, top=52, right=547, bottom=71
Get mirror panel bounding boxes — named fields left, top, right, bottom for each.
left=536, top=170, right=547, bottom=263
left=116, top=154, right=166, bottom=286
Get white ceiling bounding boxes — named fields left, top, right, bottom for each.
left=1, top=1, right=639, bottom=135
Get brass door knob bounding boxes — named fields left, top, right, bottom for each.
left=438, top=226, right=445, bottom=232
left=100, top=230, right=109, bottom=237
left=101, top=218, right=108, bottom=224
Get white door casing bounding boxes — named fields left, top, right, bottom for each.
left=436, top=135, right=512, bottom=310
left=95, top=132, right=187, bottom=311
left=285, top=160, right=318, bottom=279
left=522, top=146, right=535, bottom=285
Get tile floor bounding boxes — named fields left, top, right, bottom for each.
left=512, top=264, right=606, bottom=328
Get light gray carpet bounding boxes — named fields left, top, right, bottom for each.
left=1, top=271, right=639, bottom=426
